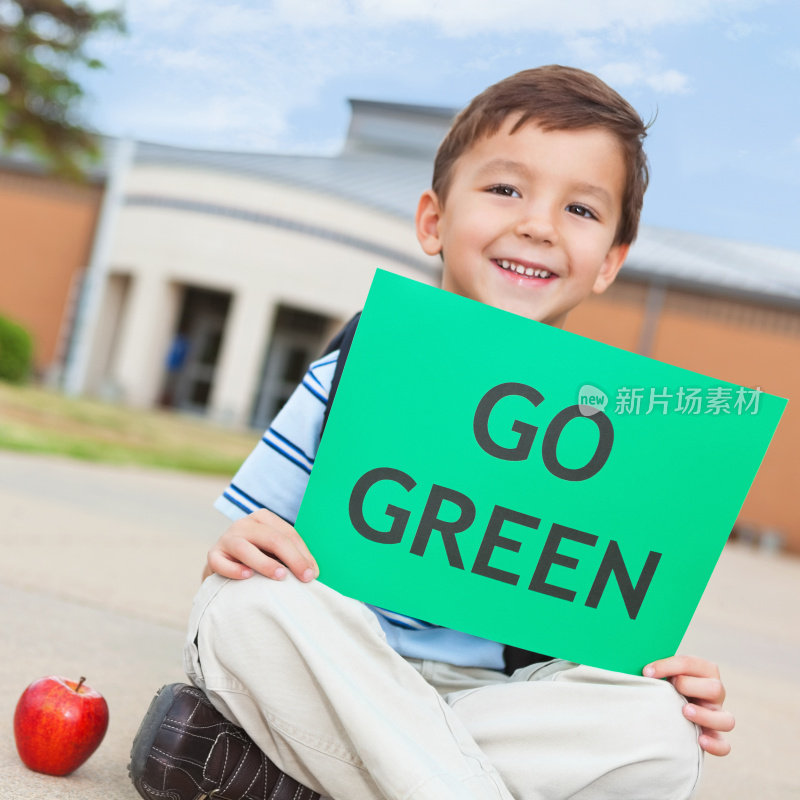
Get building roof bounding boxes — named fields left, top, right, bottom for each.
left=132, top=98, right=450, bottom=222
left=627, top=226, right=800, bottom=308
left=133, top=139, right=433, bottom=223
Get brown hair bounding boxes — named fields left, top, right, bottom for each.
left=432, top=65, right=651, bottom=245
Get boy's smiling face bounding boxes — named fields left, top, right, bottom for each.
left=416, top=118, right=630, bottom=327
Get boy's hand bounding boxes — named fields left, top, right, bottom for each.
left=644, top=655, right=735, bottom=757
left=204, top=509, right=319, bottom=583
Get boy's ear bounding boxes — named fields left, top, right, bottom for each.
left=415, top=189, right=443, bottom=256
left=592, top=243, right=630, bottom=295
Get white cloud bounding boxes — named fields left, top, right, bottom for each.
left=141, top=46, right=227, bottom=73
left=113, top=0, right=699, bottom=96
left=90, top=0, right=413, bottom=150
left=88, top=0, right=770, bottom=152
left=265, top=0, right=772, bottom=36
left=102, top=83, right=291, bottom=149
left=646, top=68, right=690, bottom=94
left=596, top=61, right=690, bottom=95
left=123, top=0, right=199, bottom=33
left=119, top=0, right=772, bottom=38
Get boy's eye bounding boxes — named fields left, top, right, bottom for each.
left=566, top=203, right=598, bottom=220
left=487, top=184, right=521, bottom=198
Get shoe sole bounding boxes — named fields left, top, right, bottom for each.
left=128, top=683, right=185, bottom=792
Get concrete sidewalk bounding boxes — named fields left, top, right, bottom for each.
left=1, top=450, right=798, bottom=799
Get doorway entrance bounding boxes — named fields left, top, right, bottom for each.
left=162, top=286, right=231, bottom=413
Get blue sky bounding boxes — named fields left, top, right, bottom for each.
left=79, top=0, right=800, bottom=252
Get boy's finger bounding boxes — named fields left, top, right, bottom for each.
left=244, top=515, right=319, bottom=575
left=275, top=530, right=319, bottom=577
left=237, top=544, right=291, bottom=580
left=669, top=675, right=726, bottom=704
left=209, top=542, right=288, bottom=580
left=237, top=532, right=318, bottom=582
left=207, top=549, right=254, bottom=580
left=260, top=533, right=319, bottom=581
left=644, top=655, right=719, bottom=680
left=683, top=703, right=735, bottom=733
left=698, top=730, right=732, bottom=757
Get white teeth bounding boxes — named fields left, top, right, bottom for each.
left=496, top=259, right=553, bottom=278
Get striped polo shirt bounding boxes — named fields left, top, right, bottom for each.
left=214, top=349, right=505, bottom=670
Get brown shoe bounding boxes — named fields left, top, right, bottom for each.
left=129, top=683, right=320, bottom=800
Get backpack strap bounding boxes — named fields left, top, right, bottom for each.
left=320, top=311, right=361, bottom=438
left=501, top=645, right=552, bottom=675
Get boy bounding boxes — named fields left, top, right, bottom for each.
left=130, top=65, right=733, bottom=800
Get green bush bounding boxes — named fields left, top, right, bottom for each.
left=0, top=315, right=34, bottom=383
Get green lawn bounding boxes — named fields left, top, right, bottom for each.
left=0, top=381, right=257, bottom=475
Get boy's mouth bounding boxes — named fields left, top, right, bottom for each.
left=493, top=258, right=554, bottom=279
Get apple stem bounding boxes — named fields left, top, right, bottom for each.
left=76, top=676, right=86, bottom=693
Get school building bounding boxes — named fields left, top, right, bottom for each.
left=1, top=99, right=798, bottom=551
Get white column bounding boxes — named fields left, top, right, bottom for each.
left=62, top=138, right=136, bottom=395
left=83, top=273, right=130, bottom=396
left=208, top=290, right=277, bottom=427
left=112, top=275, right=180, bottom=407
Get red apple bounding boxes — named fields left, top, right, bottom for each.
left=13, top=675, right=109, bottom=776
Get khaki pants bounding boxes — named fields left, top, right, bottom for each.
left=184, top=573, right=702, bottom=800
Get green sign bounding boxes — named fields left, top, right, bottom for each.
left=296, top=270, right=787, bottom=673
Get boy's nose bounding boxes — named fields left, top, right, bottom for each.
left=513, top=207, right=558, bottom=245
